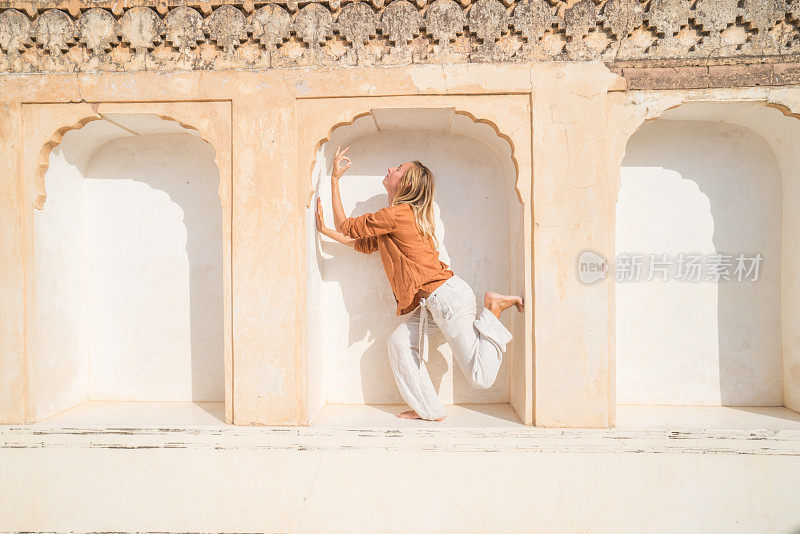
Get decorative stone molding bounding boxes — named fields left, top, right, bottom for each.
left=307, top=106, right=522, bottom=206
left=0, top=0, right=799, bottom=72
left=33, top=111, right=217, bottom=209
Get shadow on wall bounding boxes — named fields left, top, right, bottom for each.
left=317, top=192, right=411, bottom=403
left=84, top=133, right=224, bottom=402
left=617, top=119, right=782, bottom=406
left=311, top=126, right=520, bottom=406
left=36, top=124, right=223, bottom=417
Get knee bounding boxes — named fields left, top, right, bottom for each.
left=469, top=367, right=498, bottom=390
left=471, top=376, right=493, bottom=390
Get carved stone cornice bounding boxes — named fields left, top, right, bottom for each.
left=1, top=0, right=798, bottom=72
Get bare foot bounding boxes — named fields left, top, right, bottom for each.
left=397, top=409, right=445, bottom=421
left=484, top=292, right=524, bottom=318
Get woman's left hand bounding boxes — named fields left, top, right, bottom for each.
left=332, top=145, right=352, bottom=180
left=315, top=197, right=326, bottom=232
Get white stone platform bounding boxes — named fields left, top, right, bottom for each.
left=27, top=400, right=800, bottom=432
left=9, top=401, right=800, bottom=455
left=4, top=401, right=800, bottom=532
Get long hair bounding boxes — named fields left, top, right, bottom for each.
left=391, top=160, right=439, bottom=249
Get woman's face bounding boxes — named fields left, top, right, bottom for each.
left=383, top=161, right=412, bottom=202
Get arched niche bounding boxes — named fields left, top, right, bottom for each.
left=305, top=107, right=525, bottom=424
left=30, top=113, right=227, bottom=424
left=615, top=101, right=800, bottom=413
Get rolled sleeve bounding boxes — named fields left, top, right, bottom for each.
left=340, top=206, right=398, bottom=239
left=353, top=236, right=378, bottom=255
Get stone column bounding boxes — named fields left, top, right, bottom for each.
left=0, top=102, right=24, bottom=423
left=531, top=62, right=623, bottom=427
left=230, top=94, right=304, bottom=425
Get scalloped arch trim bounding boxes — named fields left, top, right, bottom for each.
left=307, top=107, right=522, bottom=207
left=34, top=112, right=218, bottom=210
left=628, top=99, right=800, bottom=143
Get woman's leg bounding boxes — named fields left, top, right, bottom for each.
left=386, top=310, right=447, bottom=421
left=449, top=307, right=512, bottom=389
left=430, top=277, right=515, bottom=390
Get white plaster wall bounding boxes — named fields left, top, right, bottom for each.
left=32, top=148, right=89, bottom=421
left=309, top=111, right=523, bottom=407
left=33, top=120, right=224, bottom=416
left=784, top=151, right=800, bottom=407
left=84, top=134, right=223, bottom=401
left=616, top=119, right=782, bottom=405
left=698, top=101, right=800, bottom=413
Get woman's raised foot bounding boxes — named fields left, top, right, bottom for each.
left=484, top=292, right=524, bottom=318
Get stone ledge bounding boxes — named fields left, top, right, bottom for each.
left=4, top=424, right=800, bottom=455
left=8, top=403, right=800, bottom=455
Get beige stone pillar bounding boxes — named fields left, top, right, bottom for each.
left=230, top=96, right=305, bottom=425
left=531, top=63, right=623, bottom=427
left=0, top=102, right=24, bottom=423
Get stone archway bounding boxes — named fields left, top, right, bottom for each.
left=20, top=102, right=234, bottom=424
left=304, top=106, right=526, bottom=425
left=612, top=98, right=800, bottom=416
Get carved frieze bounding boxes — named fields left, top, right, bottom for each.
left=0, top=0, right=798, bottom=72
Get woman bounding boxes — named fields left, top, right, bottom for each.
left=315, top=145, right=524, bottom=421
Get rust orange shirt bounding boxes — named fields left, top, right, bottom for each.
left=340, top=203, right=454, bottom=316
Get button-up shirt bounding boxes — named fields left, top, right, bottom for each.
left=340, top=203, right=454, bottom=316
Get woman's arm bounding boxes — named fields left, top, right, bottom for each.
left=316, top=198, right=378, bottom=254
left=339, top=206, right=397, bottom=239
left=326, top=144, right=393, bottom=244
left=331, top=146, right=350, bottom=232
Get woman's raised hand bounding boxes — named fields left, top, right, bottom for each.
left=332, top=145, right=352, bottom=180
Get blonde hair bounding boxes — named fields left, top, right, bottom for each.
left=391, top=160, right=439, bottom=249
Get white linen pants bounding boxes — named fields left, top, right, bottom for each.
left=386, top=274, right=513, bottom=420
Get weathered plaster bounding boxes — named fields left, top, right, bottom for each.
left=531, top=62, right=621, bottom=427
left=0, top=100, right=22, bottom=423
